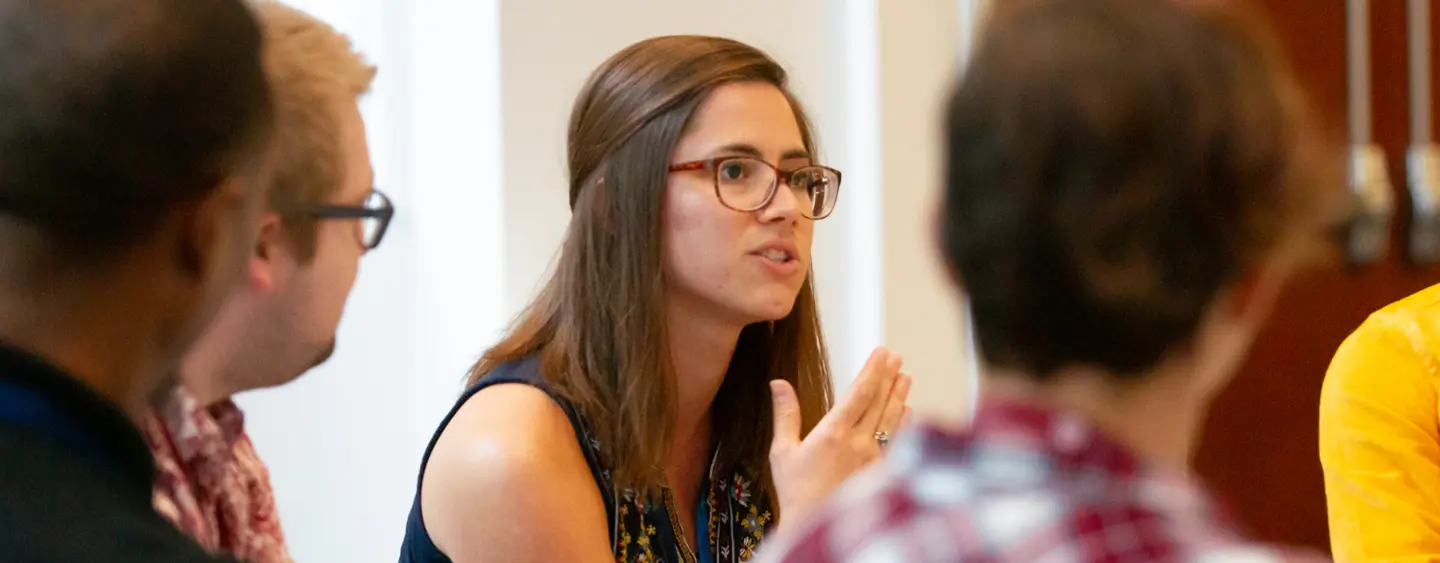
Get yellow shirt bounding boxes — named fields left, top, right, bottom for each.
left=1322, top=283, right=1440, bottom=563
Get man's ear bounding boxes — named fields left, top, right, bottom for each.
left=248, top=211, right=283, bottom=293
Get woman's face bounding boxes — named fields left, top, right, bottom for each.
left=661, top=81, right=816, bottom=327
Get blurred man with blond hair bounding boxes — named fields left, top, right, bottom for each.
left=140, top=2, right=391, bottom=561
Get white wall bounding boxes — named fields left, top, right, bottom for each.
left=237, top=1, right=984, bottom=561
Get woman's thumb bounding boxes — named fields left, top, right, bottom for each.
left=770, top=379, right=801, bottom=452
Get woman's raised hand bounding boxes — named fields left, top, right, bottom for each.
left=768, top=347, right=912, bottom=527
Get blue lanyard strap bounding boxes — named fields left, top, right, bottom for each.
left=696, top=498, right=715, bottom=563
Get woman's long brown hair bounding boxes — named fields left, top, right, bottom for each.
left=467, top=36, right=833, bottom=504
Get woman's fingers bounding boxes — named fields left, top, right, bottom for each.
left=875, top=373, right=912, bottom=439
left=772, top=355, right=910, bottom=524
left=827, top=348, right=891, bottom=428
left=855, top=352, right=903, bottom=432
left=769, top=379, right=802, bottom=457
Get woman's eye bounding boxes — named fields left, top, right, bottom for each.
left=720, top=163, right=746, bottom=180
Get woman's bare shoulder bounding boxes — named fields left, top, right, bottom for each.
left=419, top=383, right=611, bottom=562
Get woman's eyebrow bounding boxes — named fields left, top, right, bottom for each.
left=709, top=143, right=811, bottom=162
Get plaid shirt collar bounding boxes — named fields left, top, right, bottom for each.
left=890, top=396, right=1223, bottom=521
left=141, top=384, right=291, bottom=563
left=937, top=397, right=1144, bottom=475
left=749, top=396, right=1323, bottom=563
left=151, top=386, right=247, bottom=467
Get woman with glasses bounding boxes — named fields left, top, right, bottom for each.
left=397, top=35, right=910, bottom=563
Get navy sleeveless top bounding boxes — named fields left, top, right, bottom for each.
left=398, top=357, right=776, bottom=563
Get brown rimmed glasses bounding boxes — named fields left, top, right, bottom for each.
left=667, top=157, right=842, bottom=219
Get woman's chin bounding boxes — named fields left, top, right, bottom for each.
left=739, top=298, right=798, bottom=324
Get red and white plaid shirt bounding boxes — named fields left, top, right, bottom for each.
left=140, top=385, right=292, bottom=563
left=755, top=398, right=1325, bottom=562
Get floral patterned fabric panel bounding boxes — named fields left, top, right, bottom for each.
left=581, top=426, right=774, bottom=563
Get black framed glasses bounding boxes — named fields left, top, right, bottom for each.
left=668, top=156, right=842, bottom=219
left=283, top=189, right=394, bottom=251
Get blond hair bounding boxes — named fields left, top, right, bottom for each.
left=252, top=0, right=377, bottom=260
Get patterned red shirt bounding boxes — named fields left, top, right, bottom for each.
left=754, top=398, right=1326, bottom=562
left=140, top=386, right=292, bottom=563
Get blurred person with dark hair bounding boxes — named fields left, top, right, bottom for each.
left=0, top=0, right=275, bottom=561
left=756, top=0, right=1337, bottom=560
left=138, top=3, right=386, bottom=563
